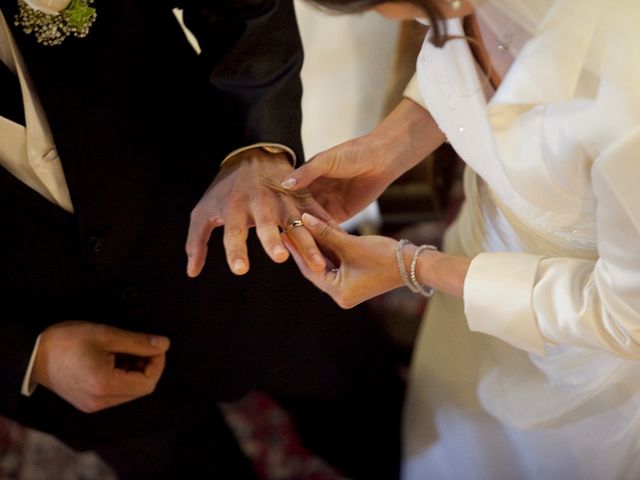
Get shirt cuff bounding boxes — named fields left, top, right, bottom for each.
left=402, top=73, right=426, bottom=109
left=220, top=143, right=297, bottom=168
left=463, top=252, right=547, bottom=356
left=21, top=334, right=42, bottom=396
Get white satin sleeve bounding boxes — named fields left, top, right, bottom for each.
left=464, top=127, right=640, bottom=359
left=402, top=73, right=426, bottom=109
left=464, top=252, right=547, bottom=356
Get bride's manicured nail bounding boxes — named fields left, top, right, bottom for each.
left=302, top=213, right=319, bottom=226
left=281, top=177, right=296, bottom=189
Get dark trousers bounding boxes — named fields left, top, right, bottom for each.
left=0, top=166, right=404, bottom=479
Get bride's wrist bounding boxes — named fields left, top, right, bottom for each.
left=416, top=251, right=470, bottom=299
left=369, top=99, right=445, bottom=179
left=365, top=128, right=411, bottom=182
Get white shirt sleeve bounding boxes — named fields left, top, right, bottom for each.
left=220, top=142, right=296, bottom=168
left=464, top=127, right=640, bottom=359
left=21, top=334, right=42, bottom=396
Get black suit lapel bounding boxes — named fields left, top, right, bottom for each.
left=0, top=61, right=25, bottom=125
left=6, top=0, right=105, bottom=211
left=6, top=1, right=213, bottom=271
left=1, top=4, right=24, bottom=125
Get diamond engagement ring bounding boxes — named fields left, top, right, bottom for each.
left=284, top=218, right=304, bottom=234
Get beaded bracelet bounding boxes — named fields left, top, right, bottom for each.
left=395, top=239, right=419, bottom=293
left=410, top=244, right=438, bottom=297
left=395, top=239, right=438, bottom=297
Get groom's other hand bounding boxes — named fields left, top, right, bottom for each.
left=32, top=322, right=170, bottom=413
left=186, top=147, right=335, bottom=277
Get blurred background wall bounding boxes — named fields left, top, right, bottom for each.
left=295, top=1, right=401, bottom=230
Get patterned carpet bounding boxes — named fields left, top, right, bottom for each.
left=0, top=416, right=116, bottom=480
left=0, top=391, right=347, bottom=480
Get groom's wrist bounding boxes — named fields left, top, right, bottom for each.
left=220, top=143, right=296, bottom=169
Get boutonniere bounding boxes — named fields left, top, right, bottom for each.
left=15, top=0, right=96, bottom=46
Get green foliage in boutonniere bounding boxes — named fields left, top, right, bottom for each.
left=15, top=0, right=97, bottom=46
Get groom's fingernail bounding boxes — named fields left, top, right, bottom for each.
left=281, top=178, right=296, bottom=189
left=302, top=213, right=319, bottom=226
left=233, top=259, right=246, bottom=273
left=273, top=245, right=287, bottom=257
left=186, top=258, right=194, bottom=277
left=150, top=335, right=169, bottom=349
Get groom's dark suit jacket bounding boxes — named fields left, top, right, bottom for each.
left=1, top=0, right=305, bottom=413
left=0, top=2, right=405, bottom=477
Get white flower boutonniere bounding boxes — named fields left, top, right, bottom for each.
left=15, top=0, right=97, bottom=46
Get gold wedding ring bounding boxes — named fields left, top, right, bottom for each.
left=284, top=218, right=304, bottom=234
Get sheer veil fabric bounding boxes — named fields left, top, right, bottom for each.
left=474, top=0, right=640, bottom=97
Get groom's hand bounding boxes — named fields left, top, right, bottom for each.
left=33, top=321, right=170, bottom=413
left=186, top=148, right=335, bottom=277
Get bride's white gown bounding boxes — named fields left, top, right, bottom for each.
left=402, top=2, right=640, bottom=479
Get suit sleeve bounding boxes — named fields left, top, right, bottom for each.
left=181, top=0, right=304, bottom=165
left=0, top=322, right=41, bottom=412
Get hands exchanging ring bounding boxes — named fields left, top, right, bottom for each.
left=184, top=136, right=443, bottom=309
left=282, top=213, right=404, bottom=309
left=185, top=147, right=338, bottom=278
left=284, top=218, right=305, bottom=234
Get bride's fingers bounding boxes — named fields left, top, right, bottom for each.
left=300, top=213, right=348, bottom=254
left=283, top=214, right=326, bottom=272
left=281, top=235, right=332, bottom=290
left=280, top=152, right=334, bottom=192
left=304, top=199, right=343, bottom=231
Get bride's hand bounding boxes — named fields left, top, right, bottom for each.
left=280, top=135, right=397, bottom=224
left=280, top=98, right=445, bottom=224
left=283, top=213, right=404, bottom=308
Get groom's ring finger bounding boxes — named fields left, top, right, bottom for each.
left=284, top=218, right=304, bottom=233
left=284, top=215, right=325, bottom=271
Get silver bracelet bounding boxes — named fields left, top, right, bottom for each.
left=395, top=239, right=420, bottom=293
left=410, top=244, right=438, bottom=298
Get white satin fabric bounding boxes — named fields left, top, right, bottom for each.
left=403, top=1, right=640, bottom=479
left=0, top=9, right=73, bottom=212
